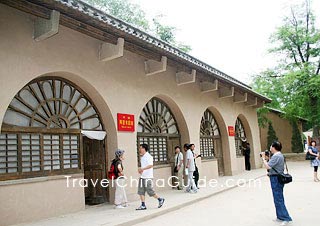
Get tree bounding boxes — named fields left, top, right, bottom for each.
left=252, top=0, right=320, bottom=137
left=267, top=122, right=278, bottom=150
left=83, top=0, right=191, bottom=53
left=291, top=120, right=304, bottom=153
left=85, top=0, right=150, bottom=31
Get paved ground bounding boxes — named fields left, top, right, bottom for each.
left=136, top=161, right=319, bottom=226
left=13, top=161, right=319, bottom=226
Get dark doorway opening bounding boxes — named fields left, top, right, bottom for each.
left=83, top=137, right=108, bottom=205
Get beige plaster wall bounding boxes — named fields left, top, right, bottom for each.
left=235, top=157, right=246, bottom=174
left=0, top=175, right=84, bottom=226
left=259, top=112, right=304, bottom=153
left=0, top=4, right=263, bottom=225
left=201, top=160, right=219, bottom=181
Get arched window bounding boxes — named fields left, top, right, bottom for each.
left=0, top=78, right=104, bottom=180
left=235, top=118, right=246, bottom=157
left=200, top=109, right=220, bottom=159
left=137, top=98, right=179, bottom=164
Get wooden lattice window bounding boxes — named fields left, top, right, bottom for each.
left=137, top=137, right=167, bottom=164
left=200, top=110, right=220, bottom=159
left=235, top=118, right=246, bottom=157
left=0, top=134, right=18, bottom=174
left=3, top=78, right=102, bottom=130
left=137, top=98, right=179, bottom=164
left=0, top=77, right=103, bottom=181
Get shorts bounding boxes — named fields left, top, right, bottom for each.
left=137, top=178, right=156, bottom=197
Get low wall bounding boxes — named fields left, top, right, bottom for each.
left=283, top=153, right=306, bottom=161
left=201, top=159, right=219, bottom=181
left=234, top=157, right=245, bottom=175
left=0, top=174, right=85, bottom=226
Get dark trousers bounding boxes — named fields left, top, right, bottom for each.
left=245, top=155, right=251, bottom=171
left=270, top=176, right=292, bottom=221
left=193, top=166, right=199, bottom=188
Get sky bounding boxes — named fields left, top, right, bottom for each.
left=129, top=0, right=320, bottom=85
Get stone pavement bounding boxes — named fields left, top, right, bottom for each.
left=13, top=161, right=317, bottom=226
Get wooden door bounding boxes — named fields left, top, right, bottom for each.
left=83, top=137, right=107, bottom=205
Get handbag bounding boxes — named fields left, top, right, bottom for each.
left=306, top=151, right=316, bottom=160
left=272, top=157, right=292, bottom=185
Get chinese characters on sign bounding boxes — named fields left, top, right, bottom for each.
left=228, top=126, right=235, bottom=136
left=117, top=113, right=135, bottom=132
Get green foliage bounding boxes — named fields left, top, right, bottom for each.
left=267, top=122, right=278, bottom=150
left=85, top=0, right=150, bottom=31
left=252, top=0, right=320, bottom=136
left=256, top=107, right=271, bottom=128
left=152, top=15, right=175, bottom=43
left=251, top=69, right=286, bottom=110
left=291, top=120, right=304, bottom=153
left=83, top=0, right=192, bottom=53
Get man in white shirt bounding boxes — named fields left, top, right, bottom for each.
left=185, top=143, right=198, bottom=193
left=136, top=144, right=165, bottom=210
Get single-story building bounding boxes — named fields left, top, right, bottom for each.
left=0, top=0, right=271, bottom=225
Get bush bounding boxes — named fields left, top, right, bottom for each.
left=291, top=120, right=304, bottom=153
left=267, top=122, right=278, bottom=149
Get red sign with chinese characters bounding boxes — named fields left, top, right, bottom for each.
left=117, top=113, right=135, bottom=132
left=228, top=126, right=235, bottom=136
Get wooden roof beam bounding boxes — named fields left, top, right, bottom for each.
left=99, top=37, right=124, bottom=62
left=34, top=10, right=60, bottom=41
left=176, top=69, right=196, bottom=86
left=200, top=80, right=218, bottom=93
left=145, top=56, right=167, bottom=76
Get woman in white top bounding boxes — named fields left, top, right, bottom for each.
left=113, top=149, right=128, bottom=209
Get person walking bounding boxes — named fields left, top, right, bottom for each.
left=308, top=140, right=320, bottom=182
left=190, top=144, right=200, bottom=189
left=185, top=144, right=198, bottom=193
left=174, top=146, right=184, bottom=190
left=261, top=141, right=292, bottom=226
left=112, top=149, right=128, bottom=209
left=136, top=144, right=165, bottom=210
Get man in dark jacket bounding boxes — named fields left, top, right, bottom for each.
left=244, top=142, right=251, bottom=171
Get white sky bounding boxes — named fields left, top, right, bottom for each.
left=130, top=0, right=320, bottom=84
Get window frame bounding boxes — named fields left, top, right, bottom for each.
left=0, top=77, right=105, bottom=181
left=200, top=110, right=221, bottom=160
left=0, top=128, right=82, bottom=181
left=137, top=98, right=180, bottom=165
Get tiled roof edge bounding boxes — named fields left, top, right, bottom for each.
left=55, top=0, right=253, bottom=89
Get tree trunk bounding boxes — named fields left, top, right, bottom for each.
left=310, top=96, right=320, bottom=138
left=313, top=125, right=319, bottom=138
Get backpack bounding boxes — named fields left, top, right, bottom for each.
left=306, top=151, right=316, bottom=160
left=107, top=160, right=118, bottom=179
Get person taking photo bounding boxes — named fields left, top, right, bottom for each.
left=261, top=141, right=292, bottom=226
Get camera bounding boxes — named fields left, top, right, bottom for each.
left=260, top=150, right=271, bottom=158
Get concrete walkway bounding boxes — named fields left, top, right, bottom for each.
left=13, top=161, right=317, bottom=226
left=134, top=161, right=319, bottom=226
